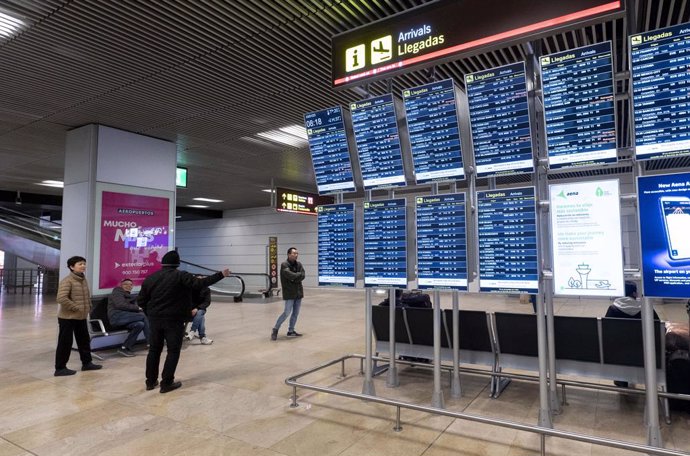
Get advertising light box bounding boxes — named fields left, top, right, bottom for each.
left=403, top=79, right=465, bottom=183
left=416, top=193, right=468, bottom=290
left=304, top=106, right=356, bottom=194
left=550, top=180, right=624, bottom=296
left=351, top=94, right=407, bottom=190
left=477, top=187, right=539, bottom=294
left=317, top=204, right=356, bottom=287
left=466, top=62, right=534, bottom=178
left=638, top=172, right=690, bottom=298
left=631, top=22, right=690, bottom=161
left=363, top=198, right=407, bottom=287
left=541, top=42, right=617, bottom=169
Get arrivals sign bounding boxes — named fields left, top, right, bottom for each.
left=98, top=191, right=171, bottom=289
left=550, top=180, right=624, bottom=297
left=331, top=0, right=623, bottom=88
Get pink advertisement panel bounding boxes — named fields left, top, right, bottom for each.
left=99, top=191, right=171, bottom=289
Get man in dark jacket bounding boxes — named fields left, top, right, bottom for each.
left=186, top=282, right=213, bottom=344
left=138, top=250, right=230, bottom=393
left=108, top=278, right=150, bottom=357
left=271, top=247, right=305, bottom=341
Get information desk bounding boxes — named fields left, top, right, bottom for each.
left=477, top=187, right=539, bottom=294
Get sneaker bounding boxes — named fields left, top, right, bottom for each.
left=145, top=380, right=159, bottom=391
left=54, top=368, right=77, bottom=376
left=160, top=381, right=182, bottom=393
left=118, top=347, right=135, bottom=357
left=185, top=330, right=197, bottom=341
left=200, top=336, right=213, bottom=345
left=271, top=328, right=278, bottom=341
left=286, top=331, right=302, bottom=337
left=81, top=363, right=102, bottom=371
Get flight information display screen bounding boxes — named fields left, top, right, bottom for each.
left=351, top=94, right=407, bottom=190
left=477, top=187, right=539, bottom=294
left=363, top=198, right=407, bottom=287
left=541, top=42, right=617, bottom=169
left=317, top=203, right=356, bottom=287
left=466, top=62, right=534, bottom=178
left=631, top=23, right=690, bottom=161
left=416, top=193, right=467, bottom=290
left=402, top=79, right=465, bottom=183
left=304, top=106, right=356, bottom=194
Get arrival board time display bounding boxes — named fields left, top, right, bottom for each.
left=363, top=199, right=407, bottom=287
left=541, top=42, right=617, bottom=169
left=350, top=95, right=407, bottom=190
left=403, top=79, right=465, bottom=183
left=317, top=204, right=356, bottom=287
left=477, top=187, right=539, bottom=294
left=304, top=106, right=356, bottom=194
left=630, top=22, right=690, bottom=161
left=416, top=193, right=467, bottom=290
left=466, top=62, right=534, bottom=178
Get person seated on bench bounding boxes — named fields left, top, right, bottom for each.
left=605, top=281, right=659, bottom=387
left=186, top=280, right=213, bottom=345
left=108, top=278, right=150, bottom=357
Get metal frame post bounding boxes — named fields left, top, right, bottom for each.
left=387, top=288, right=399, bottom=387
left=363, top=288, right=376, bottom=395
left=451, top=290, right=461, bottom=398
left=642, top=297, right=662, bottom=446
left=432, top=289, right=445, bottom=408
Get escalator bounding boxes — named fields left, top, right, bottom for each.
left=0, top=206, right=61, bottom=268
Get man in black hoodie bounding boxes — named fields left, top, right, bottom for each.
left=138, top=250, right=230, bottom=393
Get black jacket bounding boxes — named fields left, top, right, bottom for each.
left=280, top=260, right=305, bottom=300
left=192, top=287, right=211, bottom=311
left=107, top=286, right=139, bottom=320
left=138, top=267, right=224, bottom=321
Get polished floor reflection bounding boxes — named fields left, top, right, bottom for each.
left=0, top=289, right=688, bottom=456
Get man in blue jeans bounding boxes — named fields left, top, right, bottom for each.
left=108, top=278, right=150, bottom=357
left=186, top=282, right=213, bottom=345
left=271, top=247, right=305, bottom=341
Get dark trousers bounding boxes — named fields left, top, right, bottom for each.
left=55, top=318, right=92, bottom=369
left=109, top=311, right=150, bottom=350
left=146, top=319, right=184, bottom=386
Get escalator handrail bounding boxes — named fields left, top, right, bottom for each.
left=0, top=205, right=62, bottom=229
left=179, top=260, right=245, bottom=299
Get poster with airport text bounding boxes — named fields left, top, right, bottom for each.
left=550, top=180, right=624, bottom=296
left=99, top=191, right=171, bottom=289
left=638, top=172, right=690, bottom=298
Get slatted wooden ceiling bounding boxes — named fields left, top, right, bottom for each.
left=0, top=0, right=686, bottom=211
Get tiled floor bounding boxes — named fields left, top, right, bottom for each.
left=0, top=288, right=688, bottom=456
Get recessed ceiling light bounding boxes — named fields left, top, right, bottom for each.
left=254, top=124, right=308, bottom=148
left=279, top=125, right=308, bottom=140
left=36, top=180, right=64, bottom=188
left=186, top=204, right=209, bottom=209
left=193, top=197, right=223, bottom=203
left=0, top=11, right=25, bottom=38
left=261, top=189, right=275, bottom=193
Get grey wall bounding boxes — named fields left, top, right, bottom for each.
left=175, top=207, right=317, bottom=287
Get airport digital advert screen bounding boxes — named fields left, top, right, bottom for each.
left=466, top=62, right=534, bottom=178
left=637, top=172, right=690, bottom=298
left=350, top=94, right=407, bottom=190
left=402, top=78, right=465, bottom=183
left=549, top=179, right=624, bottom=297
left=477, top=187, right=539, bottom=294
left=541, top=41, right=617, bottom=169
left=304, top=106, right=357, bottom=195
left=415, top=193, right=468, bottom=290
left=317, top=203, right=356, bottom=287
left=630, top=22, right=690, bottom=161
left=363, top=198, right=407, bottom=287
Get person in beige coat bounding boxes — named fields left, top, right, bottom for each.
left=54, top=256, right=102, bottom=376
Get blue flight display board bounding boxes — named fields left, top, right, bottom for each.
left=638, top=172, right=690, bottom=298
left=466, top=62, right=534, bottom=178
left=350, top=95, right=407, bottom=190
left=541, top=42, right=617, bottom=169
left=304, top=106, right=356, bottom=194
left=630, top=23, right=690, bottom=161
left=477, top=187, right=539, bottom=294
left=402, top=79, right=465, bottom=183
left=363, top=198, right=407, bottom=287
left=415, top=193, right=467, bottom=290
left=317, top=203, right=356, bottom=287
